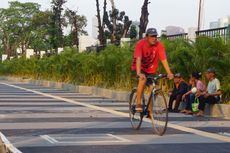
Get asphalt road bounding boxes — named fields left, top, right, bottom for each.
left=0, top=80, right=229, bottom=153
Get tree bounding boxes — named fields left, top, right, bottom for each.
left=103, top=3, right=132, bottom=44
left=0, top=1, right=40, bottom=57
left=129, top=25, right=138, bottom=39
left=95, top=0, right=132, bottom=45
left=109, top=0, right=116, bottom=43
left=30, top=10, right=53, bottom=54
left=139, top=0, right=150, bottom=39
left=51, top=0, right=66, bottom=52
left=95, top=0, right=106, bottom=45
left=65, top=9, right=87, bottom=50
left=96, top=0, right=103, bottom=45
left=0, top=8, right=12, bottom=57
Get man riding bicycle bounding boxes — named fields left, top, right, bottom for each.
left=131, top=28, right=174, bottom=113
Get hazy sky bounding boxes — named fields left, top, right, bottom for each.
left=1, top=0, right=230, bottom=36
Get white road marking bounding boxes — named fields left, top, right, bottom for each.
left=219, top=132, right=230, bottom=137
left=34, top=89, right=64, bottom=91
left=1, top=82, right=230, bottom=143
left=40, top=135, right=58, bottom=144
left=56, top=140, right=124, bottom=144
left=0, top=132, right=23, bottom=153
left=107, top=134, right=131, bottom=142
left=41, top=134, right=131, bottom=144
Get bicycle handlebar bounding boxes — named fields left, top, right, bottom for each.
left=146, top=74, right=168, bottom=81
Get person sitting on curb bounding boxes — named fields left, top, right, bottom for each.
left=196, top=68, right=222, bottom=117
left=168, top=73, right=188, bottom=113
left=180, top=76, right=195, bottom=114
left=181, top=72, right=206, bottom=115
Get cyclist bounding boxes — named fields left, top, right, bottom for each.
left=131, top=28, right=174, bottom=113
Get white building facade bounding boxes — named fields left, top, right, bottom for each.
left=165, top=26, right=185, bottom=35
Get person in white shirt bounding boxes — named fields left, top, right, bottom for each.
left=196, top=68, right=222, bottom=117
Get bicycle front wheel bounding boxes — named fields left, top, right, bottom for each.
left=150, top=90, right=168, bottom=136
left=129, top=88, right=143, bottom=130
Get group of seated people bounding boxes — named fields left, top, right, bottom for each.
left=168, top=68, right=221, bottom=117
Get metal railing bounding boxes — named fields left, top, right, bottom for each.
left=166, top=33, right=188, bottom=40
left=196, top=26, right=229, bottom=42
left=164, top=26, right=229, bottom=42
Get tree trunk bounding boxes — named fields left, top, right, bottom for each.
left=96, top=0, right=105, bottom=45
left=6, top=38, right=11, bottom=58
left=73, top=15, right=79, bottom=51
left=139, top=0, right=150, bottom=39
left=21, top=41, right=26, bottom=55
left=110, top=0, right=116, bottom=44
left=2, top=30, right=11, bottom=58
left=122, top=20, right=132, bottom=38
left=102, top=0, right=107, bottom=30
left=101, top=0, right=107, bottom=45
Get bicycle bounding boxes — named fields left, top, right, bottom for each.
left=129, top=74, right=168, bottom=136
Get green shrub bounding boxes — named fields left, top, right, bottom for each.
left=0, top=36, right=229, bottom=102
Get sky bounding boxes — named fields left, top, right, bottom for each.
left=1, top=0, right=230, bottom=36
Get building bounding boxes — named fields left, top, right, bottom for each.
left=165, top=26, right=185, bottom=35
left=210, top=21, right=220, bottom=29
left=219, top=16, right=230, bottom=27
left=1, top=54, right=7, bottom=62
left=188, top=27, right=197, bottom=42
left=161, top=30, right=167, bottom=36
left=209, top=16, right=230, bottom=29
left=79, top=36, right=99, bottom=53
left=26, top=49, right=34, bottom=59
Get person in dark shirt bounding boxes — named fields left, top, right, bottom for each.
left=168, top=73, right=188, bottom=112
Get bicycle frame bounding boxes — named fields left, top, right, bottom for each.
left=141, top=79, right=157, bottom=117
left=129, top=73, right=168, bottom=135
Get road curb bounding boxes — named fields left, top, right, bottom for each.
left=0, top=132, right=22, bottom=153
left=4, top=77, right=129, bottom=102
left=0, top=137, right=7, bottom=153
left=2, top=76, right=230, bottom=119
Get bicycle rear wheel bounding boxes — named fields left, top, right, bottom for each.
left=149, top=90, right=168, bottom=136
left=129, top=88, right=143, bottom=130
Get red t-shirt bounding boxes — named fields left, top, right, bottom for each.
left=131, top=39, right=167, bottom=74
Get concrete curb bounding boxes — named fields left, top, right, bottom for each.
left=2, top=76, right=230, bottom=119
left=206, top=104, right=230, bottom=119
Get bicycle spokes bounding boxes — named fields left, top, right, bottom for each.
left=129, top=89, right=143, bottom=130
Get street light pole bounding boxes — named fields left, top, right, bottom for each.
left=197, top=0, right=202, bottom=32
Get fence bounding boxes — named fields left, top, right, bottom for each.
left=165, top=26, right=230, bottom=42
left=166, top=33, right=188, bottom=40
left=196, top=26, right=229, bottom=42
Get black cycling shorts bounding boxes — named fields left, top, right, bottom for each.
left=131, top=70, right=155, bottom=86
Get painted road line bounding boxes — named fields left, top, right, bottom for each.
left=107, top=134, right=131, bottom=142
left=41, top=134, right=131, bottom=144
left=219, top=132, right=230, bottom=137
left=1, top=82, right=230, bottom=143
left=40, top=135, right=58, bottom=144
left=0, top=132, right=22, bottom=153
